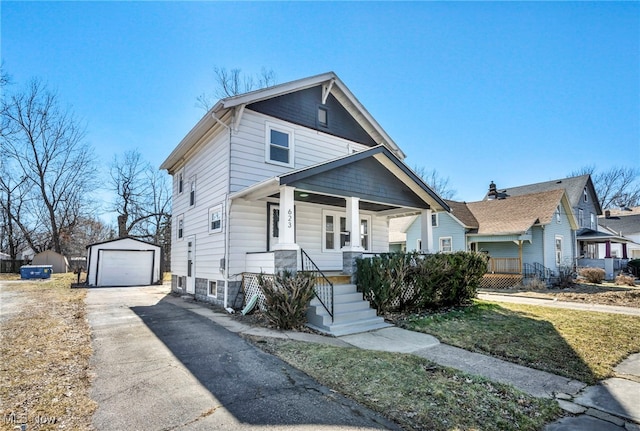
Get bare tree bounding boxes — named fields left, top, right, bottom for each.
left=1, top=78, right=97, bottom=254
left=197, top=66, right=277, bottom=111
left=109, top=149, right=171, bottom=243
left=413, top=166, right=457, bottom=200
left=570, top=165, right=640, bottom=209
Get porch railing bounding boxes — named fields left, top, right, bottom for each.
left=300, top=249, right=334, bottom=322
left=523, top=262, right=554, bottom=280
left=487, top=257, right=521, bottom=274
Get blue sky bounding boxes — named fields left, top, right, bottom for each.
left=2, top=1, right=638, bottom=206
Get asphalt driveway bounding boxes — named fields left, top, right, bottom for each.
left=86, top=285, right=399, bottom=430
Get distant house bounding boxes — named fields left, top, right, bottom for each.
left=599, top=207, right=640, bottom=260
left=32, top=250, right=70, bottom=273
left=160, top=72, right=449, bottom=335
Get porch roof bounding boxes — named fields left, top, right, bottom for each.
left=230, top=146, right=449, bottom=214
left=576, top=228, right=638, bottom=245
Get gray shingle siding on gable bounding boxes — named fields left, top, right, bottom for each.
left=289, top=157, right=428, bottom=209
left=247, top=86, right=378, bottom=147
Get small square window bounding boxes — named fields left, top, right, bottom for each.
left=318, top=107, right=328, bottom=127
left=440, top=237, right=452, bottom=253
left=208, top=204, right=223, bottom=233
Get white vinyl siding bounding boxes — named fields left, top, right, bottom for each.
left=229, top=110, right=370, bottom=193
left=170, top=120, right=230, bottom=280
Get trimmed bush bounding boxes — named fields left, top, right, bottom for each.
left=258, top=271, right=316, bottom=330
left=578, top=267, right=606, bottom=284
left=628, top=259, right=640, bottom=277
left=356, top=251, right=488, bottom=313
left=615, top=274, right=636, bottom=287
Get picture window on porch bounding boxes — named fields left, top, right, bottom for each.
left=177, top=215, right=184, bottom=239
left=208, top=204, right=223, bottom=234
left=439, top=237, right=452, bottom=253
left=322, top=210, right=371, bottom=252
left=265, top=122, right=294, bottom=167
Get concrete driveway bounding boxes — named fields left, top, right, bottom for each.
left=86, top=285, right=399, bottom=431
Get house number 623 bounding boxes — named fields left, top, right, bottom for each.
left=287, top=209, right=293, bottom=228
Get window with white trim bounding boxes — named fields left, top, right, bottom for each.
left=590, top=213, right=596, bottom=230
left=578, top=209, right=584, bottom=227
left=322, top=210, right=371, bottom=252
left=416, top=239, right=422, bottom=251
left=439, top=237, right=452, bottom=253
left=177, top=214, right=184, bottom=239
left=178, top=168, right=184, bottom=194
left=555, top=235, right=563, bottom=266
left=431, top=213, right=438, bottom=227
left=208, top=204, right=223, bottom=234
left=265, top=122, right=294, bottom=167
left=189, top=176, right=196, bottom=207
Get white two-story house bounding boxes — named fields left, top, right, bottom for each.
left=160, top=72, right=448, bottom=335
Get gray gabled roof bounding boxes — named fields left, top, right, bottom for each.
left=161, top=72, right=404, bottom=173
left=599, top=213, right=640, bottom=235
left=485, top=174, right=603, bottom=215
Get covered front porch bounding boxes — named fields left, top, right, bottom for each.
left=576, top=228, right=637, bottom=279
left=231, top=146, right=449, bottom=335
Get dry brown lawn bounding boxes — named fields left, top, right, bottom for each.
left=0, top=273, right=95, bottom=430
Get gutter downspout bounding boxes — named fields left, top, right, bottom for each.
left=212, top=112, right=234, bottom=310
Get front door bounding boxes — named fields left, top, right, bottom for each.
left=186, top=235, right=195, bottom=294
left=267, top=204, right=280, bottom=251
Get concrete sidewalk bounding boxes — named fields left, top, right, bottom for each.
left=163, top=289, right=640, bottom=431
left=477, top=292, right=640, bottom=316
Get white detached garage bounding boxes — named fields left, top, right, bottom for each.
left=86, top=238, right=162, bottom=287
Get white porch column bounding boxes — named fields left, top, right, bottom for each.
left=421, top=209, right=434, bottom=253
left=343, top=196, right=364, bottom=252
left=273, top=185, right=299, bottom=250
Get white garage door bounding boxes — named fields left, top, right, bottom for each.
left=97, top=250, right=154, bottom=286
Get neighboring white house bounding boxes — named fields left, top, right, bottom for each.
left=160, top=72, right=449, bottom=335
left=86, top=237, right=162, bottom=287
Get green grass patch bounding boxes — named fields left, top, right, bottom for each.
left=256, top=338, right=561, bottom=431
left=403, top=300, right=640, bottom=384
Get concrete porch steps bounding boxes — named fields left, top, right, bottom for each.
left=307, top=283, right=391, bottom=337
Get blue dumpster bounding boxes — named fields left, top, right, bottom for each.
left=20, top=265, right=53, bottom=279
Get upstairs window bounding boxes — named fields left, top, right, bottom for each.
left=584, top=187, right=588, bottom=202
left=431, top=213, right=438, bottom=227
left=556, top=205, right=561, bottom=223
left=265, top=123, right=294, bottom=167
left=177, top=215, right=184, bottom=239
left=317, top=106, right=328, bottom=127
left=578, top=209, right=584, bottom=227
left=189, top=177, right=196, bottom=206
left=178, top=169, right=184, bottom=194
